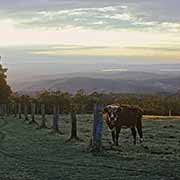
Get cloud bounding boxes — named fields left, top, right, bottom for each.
left=124, top=0, right=180, bottom=22
left=1, top=0, right=180, bottom=22
left=1, top=6, right=132, bottom=29
left=0, top=0, right=121, bottom=11
left=1, top=1, right=180, bottom=33
left=105, top=13, right=132, bottom=21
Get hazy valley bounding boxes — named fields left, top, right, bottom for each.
left=9, top=64, right=180, bottom=94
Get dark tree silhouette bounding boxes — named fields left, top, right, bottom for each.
left=0, top=59, right=12, bottom=104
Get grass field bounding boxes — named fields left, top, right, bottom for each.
left=0, top=115, right=180, bottom=180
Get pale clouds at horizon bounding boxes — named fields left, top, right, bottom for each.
left=0, top=0, right=180, bottom=60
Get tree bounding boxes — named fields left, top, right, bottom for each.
left=73, top=89, right=88, bottom=113
left=37, top=90, right=71, bottom=114
left=0, top=62, right=12, bottom=103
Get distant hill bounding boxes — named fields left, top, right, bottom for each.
left=15, top=75, right=180, bottom=94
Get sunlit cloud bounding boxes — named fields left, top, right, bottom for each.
left=102, top=69, right=128, bottom=72
left=31, top=45, right=180, bottom=60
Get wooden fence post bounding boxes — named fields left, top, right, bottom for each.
left=29, top=103, right=37, bottom=124
left=66, top=106, right=80, bottom=142
left=4, top=104, right=7, bottom=117
left=8, top=103, right=12, bottom=115
left=0, top=104, right=3, bottom=118
left=31, top=103, right=35, bottom=122
left=6, top=104, right=9, bottom=116
left=53, top=104, right=57, bottom=131
left=39, top=104, right=47, bottom=129
left=8, top=103, right=13, bottom=116
left=18, top=103, right=22, bottom=119
left=52, top=104, right=62, bottom=134
left=14, top=103, right=17, bottom=118
left=70, top=111, right=78, bottom=139
left=24, top=103, right=29, bottom=121
left=169, top=109, right=172, bottom=116
left=89, top=104, right=103, bottom=152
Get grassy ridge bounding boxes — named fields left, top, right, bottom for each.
left=0, top=115, right=180, bottom=180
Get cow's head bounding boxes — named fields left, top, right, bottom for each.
left=104, top=105, right=122, bottom=128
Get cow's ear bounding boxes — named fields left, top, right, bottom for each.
left=117, top=107, right=122, bottom=113
left=103, top=107, right=108, bottom=113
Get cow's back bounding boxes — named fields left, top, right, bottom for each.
left=117, top=105, right=143, bottom=128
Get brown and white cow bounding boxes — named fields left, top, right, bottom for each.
left=103, top=104, right=143, bottom=145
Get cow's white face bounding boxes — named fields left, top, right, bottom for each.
left=106, top=105, right=119, bottom=122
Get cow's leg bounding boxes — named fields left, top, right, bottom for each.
left=115, top=127, right=121, bottom=146
left=111, top=129, right=116, bottom=144
left=137, top=127, right=143, bottom=143
left=137, top=119, right=143, bottom=143
left=131, top=127, right=137, bottom=145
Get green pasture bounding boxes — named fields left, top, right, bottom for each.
left=0, top=115, right=180, bottom=180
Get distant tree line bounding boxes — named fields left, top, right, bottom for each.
left=5, top=89, right=180, bottom=116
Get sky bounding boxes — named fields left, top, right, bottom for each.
left=0, top=0, right=180, bottom=79
left=0, top=0, right=180, bottom=57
